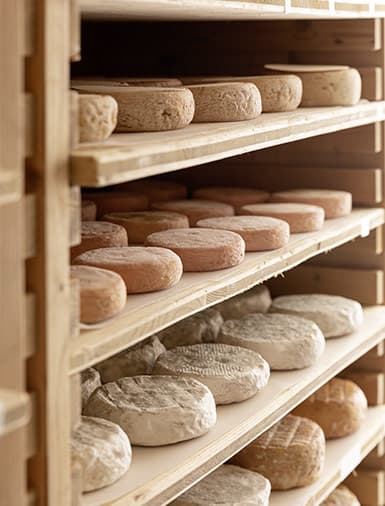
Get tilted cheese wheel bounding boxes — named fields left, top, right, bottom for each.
left=270, top=294, right=363, bottom=338
left=219, top=313, right=325, bottom=370
left=321, top=485, right=360, bottom=506
left=145, top=228, right=245, bottom=272
left=292, top=378, right=367, bottom=438
left=216, top=285, right=272, bottom=320
left=78, top=94, right=118, bottom=142
left=196, top=216, right=290, bottom=251
left=80, top=368, right=102, bottom=407
left=241, top=202, right=325, bottom=233
left=152, top=343, right=270, bottom=404
left=121, top=180, right=187, bottom=202
left=71, top=416, right=132, bottom=492
left=72, top=77, right=183, bottom=88
left=151, top=199, right=234, bottom=226
left=73, top=246, right=183, bottom=293
left=171, top=465, right=271, bottom=506
left=103, top=211, right=189, bottom=244
left=70, top=221, right=128, bottom=260
left=81, top=200, right=97, bottom=221
left=192, top=186, right=269, bottom=210
left=84, top=376, right=217, bottom=446
left=270, top=189, right=352, bottom=218
left=231, top=414, right=325, bottom=490
left=187, top=82, right=262, bottom=122
left=82, top=191, right=148, bottom=218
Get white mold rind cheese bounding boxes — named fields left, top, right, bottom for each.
left=80, top=368, right=102, bottom=407
left=216, top=285, right=272, bottom=320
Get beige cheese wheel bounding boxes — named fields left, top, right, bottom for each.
left=152, top=343, right=270, bottom=404
left=196, top=216, right=290, bottom=251
left=70, top=265, right=127, bottom=323
left=158, top=308, right=224, bottom=349
left=95, top=336, right=166, bottom=382
left=145, top=228, right=245, bottom=272
left=171, top=465, right=271, bottom=506
left=83, top=191, right=148, bottom=218
left=72, top=77, right=183, bottom=88
left=292, top=378, right=367, bottom=438
left=71, top=416, right=132, bottom=492
left=216, top=285, right=272, bottom=320
left=192, top=186, right=269, bottom=210
left=270, top=294, right=364, bottom=338
left=219, top=313, right=325, bottom=370
left=103, top=211, right=189, bottom=244
left=241, top=202, right=325, bottom=233
left=270, top=189, right=352, bottom=219
left=122, top=180, right=188, bottom=202
left=78, top=94, right=118, bottom=143
left=73, top=85, right=195, bottom=132
left=321, top=485, right=360, bottom=506
left=151, top=199, right=235, bottom=226
left=70, top=221, right=128, bottom=260
left=187, top=82, right=262, bottom=122
left=80, top=368, right=102, bottom=407
left=73, top=246, right=183, bottom=293
left=84, top=376, right=217, bottom=446
left=231, top=414, right=325, bottom=490
left=81, top=200, right=97, bottom=221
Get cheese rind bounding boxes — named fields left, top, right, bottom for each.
left=321, top=485, right=360, bottom=506
left=78, top=94, right=118, bottom=142
left=151, top=199, right=235, bottom=226
left=81, top=200, right=97, bottom=221
left=216, top=285, right=272, bottom=320
left=121, top=180, right=187, bottom=203
left=193, top=186, right=269, bottom=210
left=80, top=368, right=102, bottom=407
left=70, top=221, right=128, bottom=260
left=83, top=191, right=148, bottom=219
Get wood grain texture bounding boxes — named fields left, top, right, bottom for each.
left=345, top=469, right=385, bottom=505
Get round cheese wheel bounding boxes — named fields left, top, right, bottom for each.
left=95, top=336, right=166, bottom=382
left=152, top=343, right=270, bottom=404
left=70, top=221, right=128, bottom=260
left=171, top=465, right=271, bottom=506
left=151, top=199, right=234, bottom=226
left=241, top=202, right=325, bottom=233
left=270, top=189, right=352, bottom=219
left=121, top=180, right=187, bottom=202
left=103, top=211, right=189, bottom=244
left=81, top=200, right=97, bottom=221
left=231, top=414, right=325, bottom=490
left=78, top=94, right=118, bottom=143
left=270, top=294, right=363, bottom=338
left=192, top=186, right=269, bottom=210
left=219, top=313, right=325, bottom=370
left=71, top=416, right=132, bottom=492
left=145, top=228, right=245, bottom=272
left=216, top=285, right=272, bottom=320
left=187, top=82, right=262, bottom=122
left=73, top=246, right=183, bottom=293
left=292, top=378, right=367, bottom=438
left=196, top=216, right=290, bottom=251
left=73, top=77, right=183, bottom=88
left=80, top=368, right=102, bottom=407
left=321, top=485, right=360, bottom=506
left=84, top=376, right=217, bottom=446
left=83, top=191, right=148, bottom=218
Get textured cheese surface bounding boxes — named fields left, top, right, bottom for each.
left=71, top=416, right=131, bottom=492
left=78, top=94, right=118, bottom=143
left=321, top=485, right=360, bottom=506
left=152, top=199, right=235, bottom=226
left=152, top=343, right=270, bottom=404
left=270, top=294, right=364, bottom=338
left=145, top=228, right=245, bottom=272
left=158, top=308, right=224, bottom=349
left=80, top=368, right=102, bottom=407
left=219, top=313, right=325, bottom=370
left=95, top=336, right=166, bottom=382
left=84, top=376, right=217, bottom=446
left=193, top=186, right=269, bottom=209
left=171, top=465, right=271, bottom=506
left=81, top=200, right=97, bottom=221
left=216, top=285, right=272, bottom=320
left=83, top=191, right=148, bottom=218
left=231, top=414, right=325, bottom=490
left=122, top=180, right=187, bottom=202
left=71, top=221, right=128, bottom=260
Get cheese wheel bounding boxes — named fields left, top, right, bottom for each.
left=216, top=285, right=272, bottom=320
left=84, top=376, right=217, bottom=446
left=192, top=186, right=269, bottom=210
left=231, top=414, right=325, bottom=490
left=81, top=200, right=97, bottom=221
left=73, top=85, right=195, bottom=132
left=152, top=343, right=270, bottom=404
left=158, top=308, right=224, bottom=349
left=103, top=211, right=189, bottom=244
left=121, top=180, right=187, bottom=202
left=241, top=202, right=325, bottom=233
left=292, top=378, right=367, bottom=438
left=70, top=265, right=127, bottom=323
left=321, top=485, right=360, bottom=506
left=219, top=313, right=325, bottom=370
left=80, top=368, right=102, bottom=407
left=95, top=336, right=166, bottom=382
left=71, top=416, right=132, bottom=492
left=72, top=77, right=183, bottom=88
left=171, top=465, right=271, bottom=506
left=145, top=228, right=245, bottom=272
left=70, top=221, right=128, bottom=260
left=196, top=216, right=290, bottom=251
left=83, top=191, right=148, bottom=218
left=187, top=82, right=262, bottom=122
left=151, top=199, right=235, bottom=226
left=270, top=294, right=363, bottom=338
left=73, top=246, right=183, bottom=293
left=78, top=94, right=118, bottom=143
left=270, top=189, right=352, bottom=219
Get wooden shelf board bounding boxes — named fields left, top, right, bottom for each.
left=0, top=172, right=21, bottom=207
left=270, top=405, right=385, bottom=506
left=82, top=307, right=385, bottom=506
left=0, top=389, right=31, bottom=437
left=70, top=208, right=384, bottom=373
left=71, top=101, right=385, bottom=188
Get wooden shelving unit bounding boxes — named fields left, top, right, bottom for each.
left=0, top=389, right=31, bottom=437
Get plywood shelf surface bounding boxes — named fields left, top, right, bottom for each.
left=270, top=405, right=385, bottom=506
left=82, top=307, right=385, bottom=506
left=70, top=208, right=384, bottom=373
left=0, top=389, right=31, bottom=437
left=71, top=101, right=385, bottom=188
